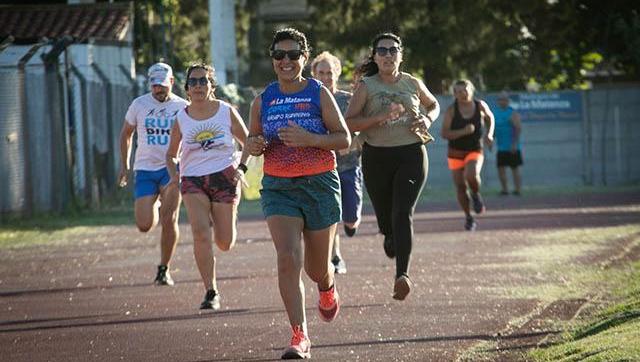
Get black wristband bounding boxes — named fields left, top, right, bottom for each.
left=237, top=163, right=248, bottom=173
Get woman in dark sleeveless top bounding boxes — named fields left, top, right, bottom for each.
left=441, top=79, right=495, bottom=231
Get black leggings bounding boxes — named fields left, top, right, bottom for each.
left=362, top=142, right=428, bottom=279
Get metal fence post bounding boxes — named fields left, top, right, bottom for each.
left=69, top=65, right=95, bottom=206
left=41, top=36, right=74, bottom=212
left=17, top=41, right=47, bottom=215
left=91, top=63, right=115, bottom=199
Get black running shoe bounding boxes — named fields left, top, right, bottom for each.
left=383, top=234, right=395, bottom=258
left=331, top=255, right=347, bottom=274
left=154, top=265, right=174, bottom=286
left=200, top=289, right=221, bottom=310
left=471, top=193, right=486, bottom=214
left=464, top=216, right=477, bottom=231
left=343, top=225, right=357, bottom=237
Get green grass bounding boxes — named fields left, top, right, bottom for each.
left=529, top=261, right=640, bottom=362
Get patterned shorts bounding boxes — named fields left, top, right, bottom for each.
left=180, top=165, right=239, bottom=204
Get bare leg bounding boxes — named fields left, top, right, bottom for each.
left=512, top=167, right=522, bottom=194
left=451, top=169, right=470, bottom=216
left=268, top=215, right=306, bottom=330
left=465, top=158, right=484, bottom=195
left=210, top=201, right=238, bottom=252
left=303, top=224, right=336, bottom=290
left=158, top=183, right=181, bottom=266
left=183, top=193, right=217, bottom=291
left=134, top=194, right=160, bottom=232
left=498, top=166, right=509, bottom=193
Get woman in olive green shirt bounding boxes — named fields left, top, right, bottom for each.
left=345, top=32, right=440, bottom=301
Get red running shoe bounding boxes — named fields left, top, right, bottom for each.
left=318, top=284, right=340, bottom=322
left=281, top=325, right=311, bottom=359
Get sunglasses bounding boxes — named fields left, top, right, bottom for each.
left=187, top=77, right=209, bottom=87
left=270, top=49, right=304, bottom=61
left=375, top=46, right=401, bottom=56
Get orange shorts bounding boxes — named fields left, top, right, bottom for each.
left=447, top=151, right=483, bottom=170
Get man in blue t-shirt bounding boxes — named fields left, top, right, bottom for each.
left=493, top=92, right=523, bottom=195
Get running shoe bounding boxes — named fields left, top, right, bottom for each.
left=499, top=190, right=509, bottom=196
left=471, top=192, right=486, bottom=214
left=393, top=274, right=413, bottom=301
left=317, top=284, right=340, bottom=322
left=383, top=234, right=395, bottom=259
left=281, top=325, right=311, bottom=359
left=199, top=289, right=221, bottom=310
left=464, top=215, right=477, bottom=231
left=343, top=225, right=357, bottom=237
left=331, top=255, right=347, bottom=274
left=154, top=265, right=174, bottom=286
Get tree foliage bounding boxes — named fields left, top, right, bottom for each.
left=308, top=0, right=640, bottom=92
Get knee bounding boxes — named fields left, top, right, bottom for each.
left=160, top=211, right=178, bottom=227
left=277, top=251, right=302, bottom=276
left=136, top=222, right=153, bottom=233
left=191, top=230, right=211, bottom=245
left=215, top=237, right=235, bottom=252
left=306, top=267, right=329, bottom=284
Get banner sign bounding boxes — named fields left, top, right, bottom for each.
left=485, top=91, right=582, bottom=122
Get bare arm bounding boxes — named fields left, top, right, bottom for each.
left=511, top=111, right=522, bottom=152
left=278, top=86, right=351, bottom=150
left=415, top=77, right=440, bottom=124
left=230, top=105, right=250, bottom=162
left=479, top=100, right=495, bottom=149
left=243, top=95, right=267, bottom=157
left=118, top=121, right=136, bottom=187
left=440, top=106, right=475, bottom=140
left=165, top=121, right=182, bottom=186
left=344, top=82, right=403, bottom=132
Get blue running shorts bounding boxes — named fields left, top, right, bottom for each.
left=134, top=168, right=171, bottom=199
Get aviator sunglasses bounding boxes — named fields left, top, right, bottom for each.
left=187, top=76, right=209, bottom=87
left=270, top=49, right=304, bottom=61
left=375, top=46, right=401, bottom=56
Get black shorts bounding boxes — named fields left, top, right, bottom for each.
left=497, top=150, right=523, bottom=168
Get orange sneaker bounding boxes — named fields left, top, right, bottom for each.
left=318, top=284, right=340, bottom=322
left=281, top=325, right=310, bottom=359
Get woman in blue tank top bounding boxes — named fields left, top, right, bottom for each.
left=243, top=28, right=351, bottom=360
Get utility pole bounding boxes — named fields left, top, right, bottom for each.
left=208, top=0, right=238, bottom=85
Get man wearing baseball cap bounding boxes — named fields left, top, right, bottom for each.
left=118, top=62, right=188, bottom=286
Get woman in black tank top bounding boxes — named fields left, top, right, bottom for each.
left=441, top=80, right=495, bottom=231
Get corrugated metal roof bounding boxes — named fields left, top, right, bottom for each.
left=0, top=2, right=132, bottom=44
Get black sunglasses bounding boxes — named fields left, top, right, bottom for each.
left=270, top=49, right=304, bottom=61
left=187, top=77, right=209, bottom=87
left=375, top=46, right=401, bottom=56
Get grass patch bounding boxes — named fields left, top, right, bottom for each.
left=489, top=225, right=640, bottom=302
left=529, top=261, right=640, bottom=361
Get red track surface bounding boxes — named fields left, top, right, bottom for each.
left=1, top=191, right=639, bottom=361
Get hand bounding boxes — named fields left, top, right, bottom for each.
left=246, top=135, right=267, bottom=156
left=118, top=167, right=128, bottom=188
left=484, top=135, right=494, bottom=150
left=167, top=174, right=180, bottom=189
left=379, top=102, right=405, bottom=125
left=410, top=114, right=431, bottom=134
left=233, top=169, right=249, bottom=188
left=511, top=144, right=518, bottom=153
left=278, top=121, right=317, bottom=147
left=464, top=123, right=475, bottom=135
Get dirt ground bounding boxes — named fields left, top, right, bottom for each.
left=1, top=190, right=639, bottom=361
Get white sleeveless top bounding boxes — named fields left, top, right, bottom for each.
left=177, top=101, right=236, bottom=177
